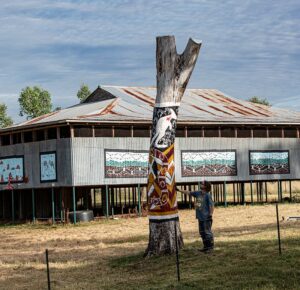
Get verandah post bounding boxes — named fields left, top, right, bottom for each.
left=51, top=187, right=55, bottom=224
left=72, top=186, right=76, bottom=224
left=224, top=181, right=227, bottom=207
left=59, top=190, right=63, bottom=222
left=138, top=184, right=141, bottom=217
left=250, top=180, right=253, bottom=204
left=11, top=189, right=15, bottom=224
left=105, top=185, right=109, bottom=218
left=32, top=188, right=36, bottom=223
left=289, top=180, right=292, bottom=201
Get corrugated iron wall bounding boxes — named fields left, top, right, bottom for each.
left=71, top=137, right=300, bottom=186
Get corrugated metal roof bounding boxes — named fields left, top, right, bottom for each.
left=5, top=86, right=300, bottom=131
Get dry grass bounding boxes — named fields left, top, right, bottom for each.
left=0, top=204, right=299, bottom=289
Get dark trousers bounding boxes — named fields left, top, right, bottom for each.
left=198, top=218, right=214, bottom=249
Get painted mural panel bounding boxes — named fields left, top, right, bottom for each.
left=0, top=156, right=24, bottom=183
left=181, top=150, right=237, bottom=177
left=249, top=151, right=289, bottom=175
left=40, top=152, right=57, bottom=182
left=105, top=150, right=148, bottom=178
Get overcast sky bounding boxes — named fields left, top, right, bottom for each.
left=0, top=0, right=299, bottom=123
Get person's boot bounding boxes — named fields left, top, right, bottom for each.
left=198, top=240, right=209, bottom=252
left=204, top=240, right=214, bottom=254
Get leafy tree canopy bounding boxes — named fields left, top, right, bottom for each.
left=19, top=86, right=52, bottom=119
left=77, top=83, right=91, bottom=102
left=0, top=103, right=13, bottom=128
left=248, top=96, right=271, bottom=106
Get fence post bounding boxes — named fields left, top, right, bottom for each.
left=174, top=222, right=180, bottom=282
left=275, top=204, right=282, bottom=255
left=45, top=249, right=51, bottom=290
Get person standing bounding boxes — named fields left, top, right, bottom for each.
left=177, top=181, right=214, bottom=253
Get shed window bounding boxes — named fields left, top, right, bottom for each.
left=12, top=133, right=22, bottom=144
left=36, top=129, right=45, bottom=141
left=133, top=126, right=150, bottom=137
left=187, top=127, right=202, bottom=137
left=176, top=126, right=186, bottom=137
left=74, top=126, right=93, bottom=137
left=284, top=128, right=297, bottom=138
left=60, top=126, right=70, bottom=138
left=203, top=127, right=219, bottom=137
left=237, top=127, right=251, bottom=138
left=47, top=128, right=57, bottom=139
left=95, top=126, right=113, bottom=137
left=268, top=128, right=282, bottom=138
left=114, top=126, right=131, bottom=137
left=220, top=127, right=235, bottom=137
left=253, top=127, right=267, bottom=138
left=1, top=134, right=10, bottom=146
left=24, top=131, right=33, bottom=143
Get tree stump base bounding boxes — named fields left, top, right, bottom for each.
left=144, top=218, right=183, bottom=257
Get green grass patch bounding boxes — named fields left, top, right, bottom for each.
left=106, top=237, right=300, bottom=290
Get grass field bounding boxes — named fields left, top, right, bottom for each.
left=0, top=204, right=299, bottom=289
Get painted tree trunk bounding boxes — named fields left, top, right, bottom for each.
left=145, top=36, right=201, bottom=256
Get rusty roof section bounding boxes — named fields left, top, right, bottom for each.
left=3, top=85, right=300, bottom=132
left=19, top=111, right=59, bottom=126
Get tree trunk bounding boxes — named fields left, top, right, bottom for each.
left=145, top=36, right=201, bottom=257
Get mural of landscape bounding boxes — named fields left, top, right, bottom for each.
left=105, top=150, right=148, bottom=178
left=181, top=151, right=237, bottom=177
left=0, top=156, right=24, bottom=183
left=249, top=151, right=289, bottom=175
left=40, top=152, right=57, bottom=181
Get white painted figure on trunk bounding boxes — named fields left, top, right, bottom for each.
left=150, top=108, right=177, bottom=148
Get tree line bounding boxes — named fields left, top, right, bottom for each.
left=0, top=84, right=91, bottom=128
left=0, top=86, right=271, bottom=128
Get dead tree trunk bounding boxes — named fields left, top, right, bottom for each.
left=145, top=36, right=201, bottom=256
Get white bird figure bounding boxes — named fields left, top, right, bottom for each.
left=151, top=109, right=177, bottom=148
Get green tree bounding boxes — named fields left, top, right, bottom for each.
left=0, top=103, right=13, bottom=128
left=77, top=83, right=91, bottom=102
left=19, top=86, right=52, bottom=119
left=248, top=96, right=271, bottom=106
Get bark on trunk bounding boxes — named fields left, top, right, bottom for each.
left=145, top=36, right=201, bottom=257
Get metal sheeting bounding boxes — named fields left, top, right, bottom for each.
left=72, top=137, right=300, bottom=185
left=0, top=139, right=72, bottom=190
left=1, top=136, right=300, bottom=188
left=8, top=86, right=300, bottom=131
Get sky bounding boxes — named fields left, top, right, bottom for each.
left=0, top=0, right=299, bottom=123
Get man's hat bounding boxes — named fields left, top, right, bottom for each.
left=200, top=180, right=211, bottom=191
